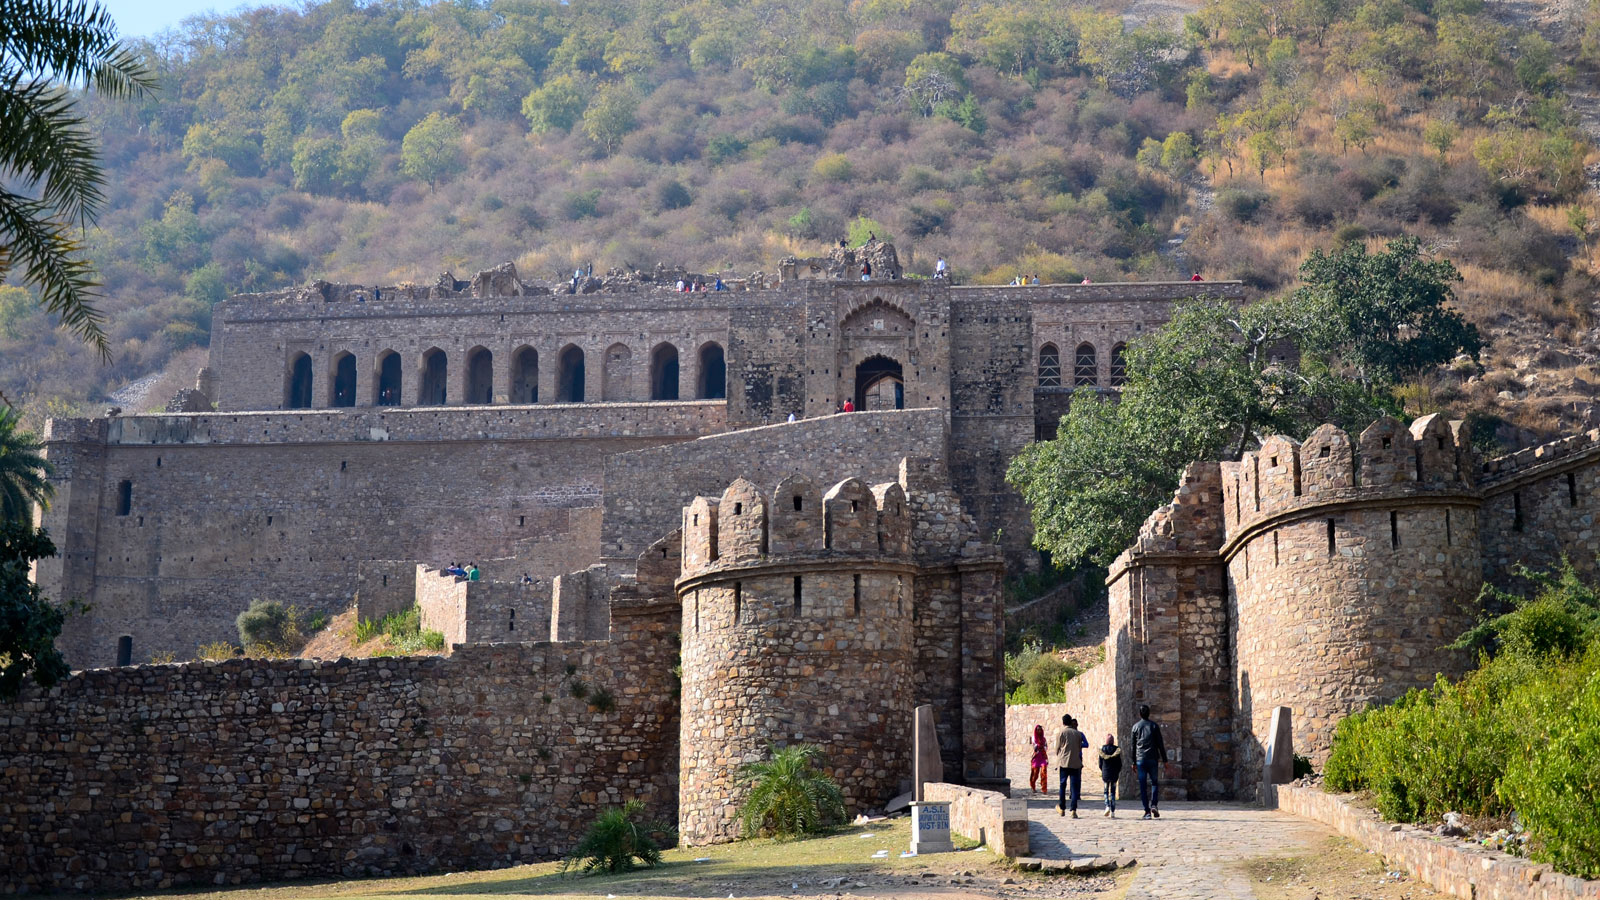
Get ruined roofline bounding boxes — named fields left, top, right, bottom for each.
left=40, top=399, right=726, bottom=447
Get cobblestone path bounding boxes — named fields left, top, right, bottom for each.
left=1024, top=797, right=1336, bottom=899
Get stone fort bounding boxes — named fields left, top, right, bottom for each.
left=15, top=251, right=1600, bottom=892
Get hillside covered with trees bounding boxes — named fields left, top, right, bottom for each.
left=3, top=0, right=1599, bottom=438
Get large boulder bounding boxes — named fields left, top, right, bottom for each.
left=470, top=261, right=526, bottom=297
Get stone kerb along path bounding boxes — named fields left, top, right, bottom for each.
left=1277, top=785, right=1600, bottom=900
left=1020, top=797, right=1335, bottom=900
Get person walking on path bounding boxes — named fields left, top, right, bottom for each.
left=1097, top=733, right=1123, bottom=818
left=1029, top=724, right=1050, bottom=794
left=1131, top=704, right=1166, bottom=819
left=1054, top=714, right=1087, bottom=818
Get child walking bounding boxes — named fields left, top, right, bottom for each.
left=1029, top=724, right=1049, bottom=794
left=1097, top=733, right=1123, bottom=817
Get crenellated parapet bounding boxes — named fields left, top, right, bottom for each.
left=674, top=463, right=1004, bottom=845
left=1220, top=414, right=1478, bottom=550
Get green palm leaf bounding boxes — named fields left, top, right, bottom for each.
left=0, top=408, right=52, bottom=523
left=735, top=743, right=848, bottom=839
left=0, top=0, right=154, bottom=359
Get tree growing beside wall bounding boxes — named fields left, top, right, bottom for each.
left=1009, top=238, right=1483, bottom=567
left=0, top=521, right=70, bottom=699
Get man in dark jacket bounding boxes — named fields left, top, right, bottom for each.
left=1130, top=704, right=1166, bottom=819
left=1053, top=714, right=1087, bottom=818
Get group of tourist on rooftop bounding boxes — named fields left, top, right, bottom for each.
left=444, top=562, right=480, bottom=581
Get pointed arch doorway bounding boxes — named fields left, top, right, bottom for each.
left=854, top=355, right=904, bottom=410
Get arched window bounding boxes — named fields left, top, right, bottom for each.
left=418, top=348, right=448, bottom=405
left=698, top=342, right=726, bottom=399
left=285, top=352, right=313, bottom=409
left=650, top=343, right=680, bottom=400
left=330, top=352, right=356, bottom=407
left=465, top=346, right=493, bottom=404
left=511, top=346, right=537, bottom=403
left=557, top=345, right=585, bottom=402
left=1038, top=343, right=1061, bottom=387
left=374, top=350, right=401, bottom=406
left=1074, top=342, right=1098, bottom=387
left=1110, top=343, right=1128, bottom=388
left=603, top=343, right=632, bottom=401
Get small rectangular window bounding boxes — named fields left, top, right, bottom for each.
left=116, top=480, right=132, bottom=516
left=793, top=576, right=802, bottom=614
left=1390, top=511, right=1399, bottom=550
left=1513, top=492, right=1525, bottom=532
left=1446, top=509, right=1452, bottom=546
left=733, top=582, right=742, bottom=624
left=793, top=496, right=803, bottom=511
left=1327, top=519, right=1336, bottom=556
left=1273, top=532, right=1279, bottom=567
left=853, top=574, right=861, bottom=615
left=1569, top=472, right=1579, bottom=507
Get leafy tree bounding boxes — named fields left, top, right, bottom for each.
left=736, top=743, right=847, bottom=838
left=1010, top=239, right=1479, bottom=567
left=290, top=135, right=341, bottom=194
left=522, top=74, right=588, bottom=134
left=184, top=263, right=227, bottom=306
left=847, top=216, right=892, bottom=246
left=563, top=800, right=667, bottom=875
left=656, top=178, right=691, bottom=210
left=1, top=0, right=154, bottom=357
left=902, top=51, right=965, bottom=115
left=139, top=190, right=207, bottom=273
left=581, top=83, right=638, bottom=153
left=0, top=407, right=51, bottom=522
left=1422, top=119, right=1458, bottom=157
left=1294, top=236, right=1483, bottom=388
left=400, top=112, right=465, bottom=185
left=0, top=520, right=70, bottom=699
left=1160, top=131, right=1197, bottom=175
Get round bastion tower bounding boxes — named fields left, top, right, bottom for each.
left=677, top=475, right=918, bottom=845
left=1222, top=414, right=1481, bottom=798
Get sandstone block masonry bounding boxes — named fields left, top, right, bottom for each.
left=40, top=274, right=1239, bottom=667
left=1075, top=413, right=1600, bottom=802
left=673, top=462, right=1005, bottom=845
left=1, top=594, right=681, bottom=894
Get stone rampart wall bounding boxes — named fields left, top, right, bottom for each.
left=1003, top=664, right=1120, bottom=795
left=922, top=783, right=1029, bottom=858
left=0, top=615, right=681, bottom=894
left=414, top=566, right=469, bottom=646
left=354, top=560, right=417, bottom=622
left=1478, top=431, right=1600, bottom=589
left=1278, top=786, right=1600, bottom=900
left=1220, top=417, right=1480, bottom=799
left=600, top=410, right=948, bottom=565
left=36, top=408, right=710, bottom=668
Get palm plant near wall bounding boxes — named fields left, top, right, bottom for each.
left=563, top=800, right=667, bottom=875
left=736, top=743, right=847, bottom=839
left=0, top=408, right=52, bottom=523
left=1, top=0, right=155, bottom=357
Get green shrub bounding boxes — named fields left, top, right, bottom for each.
left=1217, top=188, right=1269, bottom=223
left=563, top=800, right=667, bottom=875
left=1498, top=645, right=1600, bottom=877
left=1324, top=563, right=1600, bottom=878
left=355, top=605, right=445, bottom=654
left=236, top=600, right=291, bottom=648
left=736, top=743, right=846, bottom=839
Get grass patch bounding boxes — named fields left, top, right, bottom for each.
left=152, top=819, right=1004, bottom=900
left=356, top=605, right=446, bottom=656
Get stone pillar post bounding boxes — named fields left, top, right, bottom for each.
left=584, top=343, right=603, bottom=403
left=539, top=346, right=559, bottom=404
left=683, top=342, right=701, bottom=401
left=449, top=345, right=470, bottom=407
left=493, top=349, right=512, bottom=404
left=401, top=350, right=420, bottom=406
left=354, top=353, right=373, bottom=408
left=958, top=561, right=1008, bottom=789
left=310, top=351, right=330, bottom=408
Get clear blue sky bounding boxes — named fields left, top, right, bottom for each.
left=101, top=0, right=264, bottom=39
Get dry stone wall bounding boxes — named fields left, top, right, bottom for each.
left=35, top=404, right=720, bottom=668
left=0, top=602, right=681, bottom=894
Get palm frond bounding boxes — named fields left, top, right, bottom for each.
left=0, top=408, right=53, bottom=523
left=0, top=75, right=106, bottom=226
left=0, top=0, right=153, bottom=96
left=0, top=186, right=107, bottom=356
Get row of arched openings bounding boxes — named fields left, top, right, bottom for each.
left=284, top=342, right=726, bottom=408
left=1038, top=342, right=1127, bottom=389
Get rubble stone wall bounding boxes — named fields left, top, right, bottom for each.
left=1221, top=417, right=1480, bottom=799
left=0, top=615, right=680, bottom=894
left=34, top=406, right=717, bottom=668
